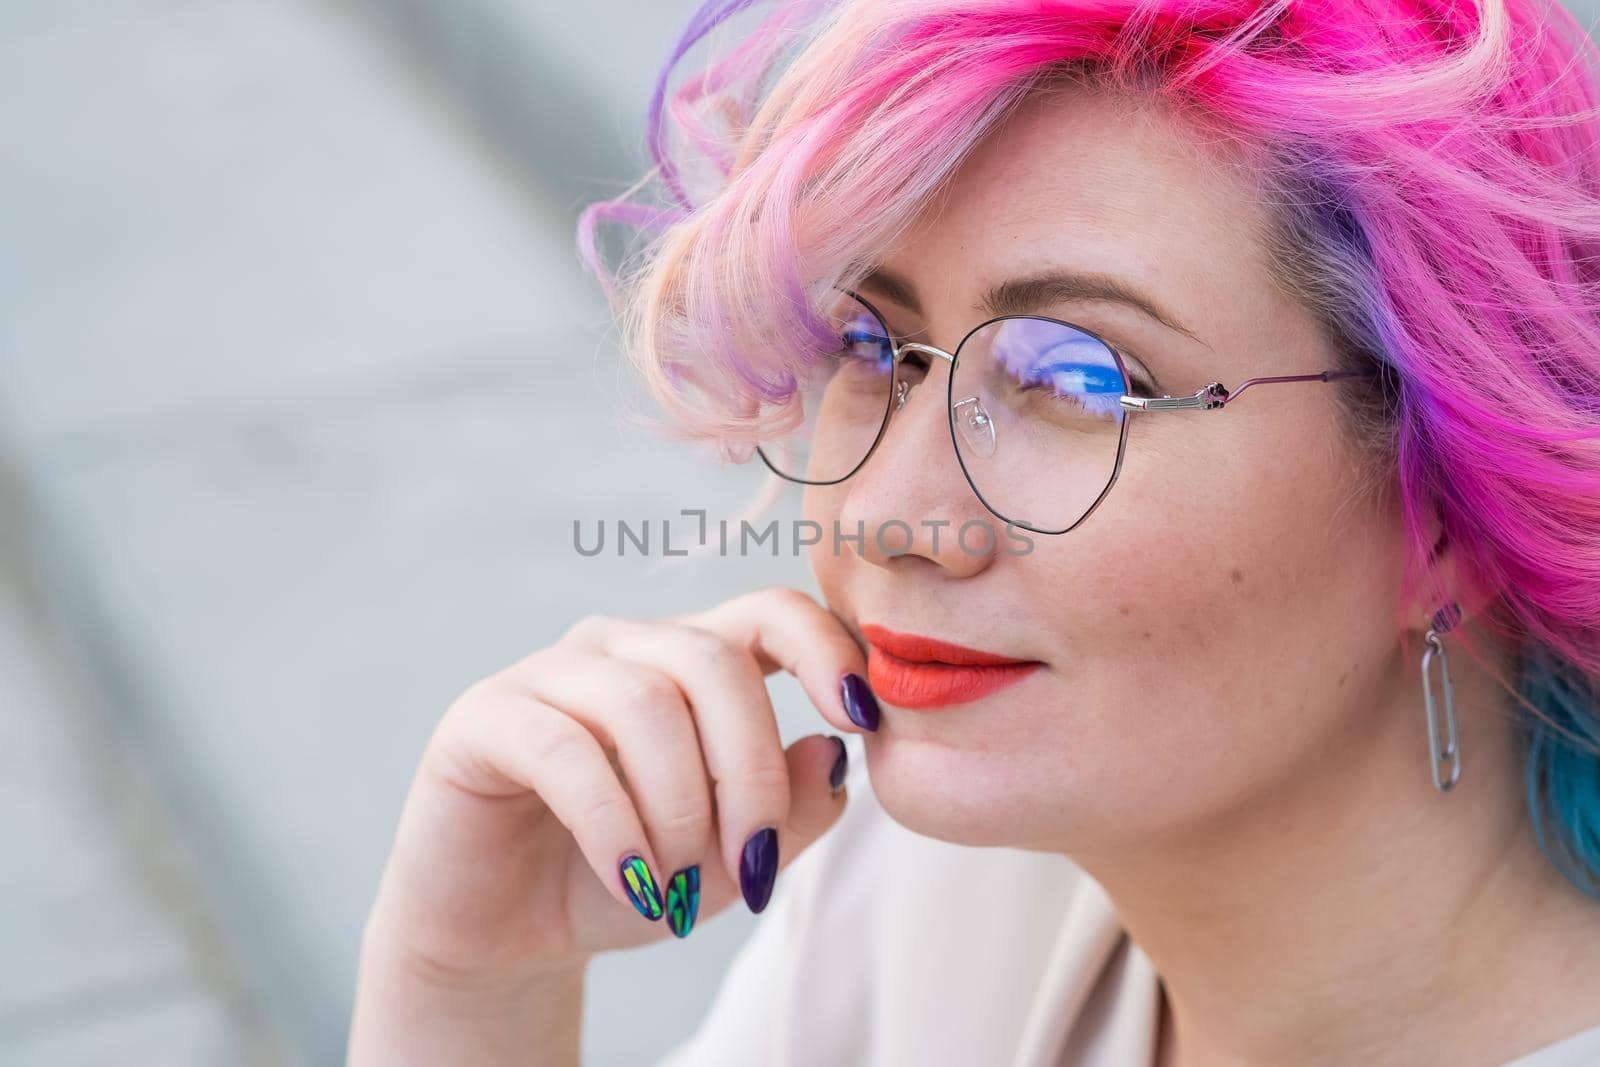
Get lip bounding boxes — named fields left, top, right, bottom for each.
left=859, top=623, right=1043, bottom=710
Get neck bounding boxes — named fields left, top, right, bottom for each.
left=1082, top=654, right=1600, bottom=1067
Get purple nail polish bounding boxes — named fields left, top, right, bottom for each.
left=739, top=826, right=779, bottom=914
left=840, top=673, right=880, bottom=732
left=828, top=736, right=848, bottom=793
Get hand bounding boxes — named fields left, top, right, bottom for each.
left=358, top=586, right=877, bottom=987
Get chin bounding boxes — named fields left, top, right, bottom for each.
left=862, top=733, right=1049, bottom=848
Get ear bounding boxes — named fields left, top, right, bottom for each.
left=1397, top=509, right=1495, bottom=633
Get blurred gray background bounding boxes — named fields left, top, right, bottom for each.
left=0, top=1, right=823, bottom=1064
left=2, top=1, right=1597, bottom=1065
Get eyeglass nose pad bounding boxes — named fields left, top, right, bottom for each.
left=953, top=395, right=996, bottom=458
left=894, top=378, right=912, bottom=413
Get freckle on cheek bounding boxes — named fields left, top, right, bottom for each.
left=1230, top=567, right=1245, bottom=585
left=1118, top=603, right=1132, bottom=616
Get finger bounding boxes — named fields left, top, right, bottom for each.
left=446, top=681, right=673, bottom=927
left=734, top=735, right=848, bottom=918
left=781, top=733, right=851, bottom=851
left=512, top=651, right=716, bottom=923
left=530, top=623, right=790, bottom=913
left=681, top=586, right=879, bottom=733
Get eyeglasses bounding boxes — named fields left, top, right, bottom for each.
left=756, top=289, right=1381, bottom=535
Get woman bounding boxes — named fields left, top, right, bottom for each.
left=347, top=0, right=1600, bottom=1063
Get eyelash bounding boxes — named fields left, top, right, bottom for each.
left=882, top=324, right=1163, bottom=398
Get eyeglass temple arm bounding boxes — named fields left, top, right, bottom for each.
left=1118, top=369, right=1379, bottom=412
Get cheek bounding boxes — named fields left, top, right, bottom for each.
left=1031, top=415, right=1396, bottom=816
left=1024, top=508, right=1241, bottom=729
left=1054, top=429, right=1269, bottom=643
left=802, top=482, right=851, bottom=589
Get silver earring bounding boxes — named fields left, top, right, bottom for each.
left=1420, top=602, right=1463, bottom=793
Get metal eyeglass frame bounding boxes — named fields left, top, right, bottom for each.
left=756, top=290, right=1383, bottom=536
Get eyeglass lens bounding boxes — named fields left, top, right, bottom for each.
left=756, top=291, right=1129, bottom=533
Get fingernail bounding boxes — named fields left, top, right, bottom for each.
left=740, top=826, right=779, bottom=914
left=619, top=853, right=663, bottom=921
left=828, top=736, right=848, bottom=794
left=665, top=865, right=701, bottom=938
left=841, top=672, right=880, bottom=732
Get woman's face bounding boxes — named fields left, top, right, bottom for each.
left=805, top=85, right=1412, bottom=856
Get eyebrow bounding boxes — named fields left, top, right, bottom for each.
left=858, top=265, right=1205, bottom=347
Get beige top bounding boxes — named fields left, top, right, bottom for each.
left=658, top=734, right=1600, bottom=1066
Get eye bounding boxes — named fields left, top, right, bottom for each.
left=1103, top=343, right=1162, bottom=397
left=1015, top=362, right=1126, bottom=418
left=1123, top=370, right=1159, bottom=398
left=838, top=326, right=894, bottom=373
left=1041, top=322, right=1161, bottom=397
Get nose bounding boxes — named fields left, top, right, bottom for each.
left=895, top=343, right=999, bottom=458
left=835, top=345, right=1002, bottom=576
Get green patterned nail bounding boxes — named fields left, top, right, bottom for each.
left=620, top=854, right=663, bottom=920
left=665, top=865, right=701, bottom=938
